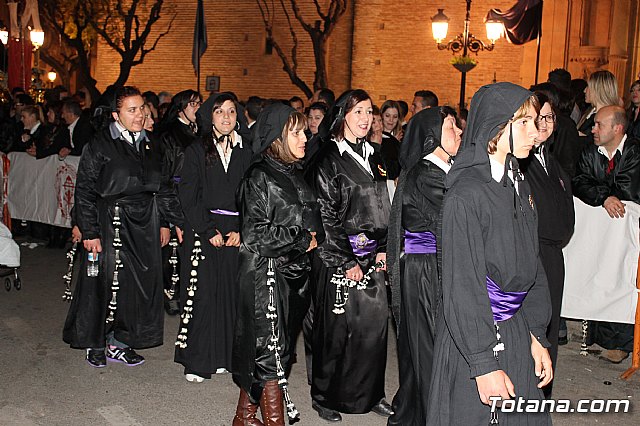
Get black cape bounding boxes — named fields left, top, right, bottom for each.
left=232, top=154, right=323, bottom=395
left=311, top=138, right=391, bottom=414
left=174, top=133, right=252, bottom=376
left=64, top=123, right=184, bottom=349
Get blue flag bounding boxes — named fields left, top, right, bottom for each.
left=192, top=0, right=208, bottom=76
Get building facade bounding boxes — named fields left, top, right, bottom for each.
left=93, top=0, right=640, bottom=106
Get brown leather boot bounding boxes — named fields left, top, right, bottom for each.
left=259, top=380, right=285, bottom=426
left=232, top=388, right=264, bottom=426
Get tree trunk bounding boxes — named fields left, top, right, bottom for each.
left=312, top=35, right=329, bottom=92
left=113, top=56, right=135, bottom=88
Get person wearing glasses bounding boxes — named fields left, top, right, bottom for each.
left=520, top=85, right=575, bottom=396
left=158, top=90, right=202, bottom=315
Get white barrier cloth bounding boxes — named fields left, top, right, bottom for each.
left=7, top=153, right=79, bottom=229
left=562, top=198, right=640, bottom=324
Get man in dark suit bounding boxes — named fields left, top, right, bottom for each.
left=59, top=99, right=94, bottom=158
left=572, top=105, right=640, bottom=363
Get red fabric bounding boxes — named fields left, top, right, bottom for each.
left=7, top=38, right=33, bottom=90
left=606, top=157, right=615, bottom=175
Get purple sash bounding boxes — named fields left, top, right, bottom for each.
left=348, top=233, right=378, bottom=257
left=210, top=209, right=239, bottom=216
left=486, top=276, right=528, bottom=322
left=404, top=231, right=436, bottom=254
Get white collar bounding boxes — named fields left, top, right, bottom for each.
left=67, top=116, right=80, bottom=132
left=597, top=134, right=626, bottom=160
left=216, top=131, right=243, bottom=149
left=425, top=152, right=451, bottom=173
left=335, top=138, right=374, bottom=175
left=489, top=156, right=514, bottom=183
left=29, top=121, right=41, bottom=135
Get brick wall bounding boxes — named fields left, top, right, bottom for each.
left=93, top=0, right=530, bottom=106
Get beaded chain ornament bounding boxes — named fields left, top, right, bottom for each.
left=265, top=259, right=300, bottom=422
left=164, top=236, right=179, bottom=299
left=106, top=205, right=123, bottom=324
left=490, top=322, right=505, bottom=425
left=175, top=234, right=205, bottom=349
left=62, top=242, right=77, bottom=302
left=332, top=260, right=385, bottom=315
left=580, top=320, right=589, bottom=356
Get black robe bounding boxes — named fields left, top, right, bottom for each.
left=548, top=113, right=582, bottom=178
left=572, top=136, right=640, bottom=352
left=521, top=142, right=574, bottom=395
left=427, top=83, right=551, bottom=425
left=311, top=139, right=391, bottom=414
left=174, top=134, right=252, bottom=377
left=388, top=158, right=445, bottom=426
left=232, top=155, right=323, bottom=397
left=63, top=123, right=184, bottom=349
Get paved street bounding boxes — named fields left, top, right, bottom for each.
left=1, top=243, right=638, bottom=425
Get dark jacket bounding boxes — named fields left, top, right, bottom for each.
left=572, top=137, right=640, bottom=206
left=232, top=154, right=323, bottom=393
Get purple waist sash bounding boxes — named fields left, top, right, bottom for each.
left=404, top=231, right=436, bottom=254
left=210, top=209, right=239, bottom=216
left=348, top=233, right=378, bottom=257
left=486, top=276, right=528, bottom=322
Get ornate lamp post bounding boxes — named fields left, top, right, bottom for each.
left=431, top=0, right=503, bottom=110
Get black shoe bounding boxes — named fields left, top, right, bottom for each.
left=86, top=349, right=106, bottom=368
left=164, top=299, right=180, bottom=316
left=106, top=347, right=145, bottom=366
left=370, top=399, right=394, bottom=417
left=312, top=401, right=342, bottom=422
left=558, top=335, right=568, bottom=346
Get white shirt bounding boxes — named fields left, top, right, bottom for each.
left=490, top=156, right=519, bottom=194
left=178, top=117, right=197, bottom=134
left=114, top=120, right=139, bottom=146
left=68, top=117, right=80, bottom=148
left=29, top=121, right=41, bottom=135
left=533, top=144, right=547, bottom=174
left=425, top=152, right=452, bottom=173
left=597, top=134, right=626, bottom=160
left=335, top=138, right=374, bottom=176
left=215, top=131, right=243, bottom=173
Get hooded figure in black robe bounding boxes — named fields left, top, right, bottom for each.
left=232, top=103, right=323, bottom=425
left=520, top=91, right=575, bottom=396
left=387, top=106, right=459, bottom=426
left=427, top=83, right=552, bottom=425
left=64, top=119, right=184, bottom=350
left=174, top=92, right=253, bottom=379
left=310, top=89, right=392, bottom=417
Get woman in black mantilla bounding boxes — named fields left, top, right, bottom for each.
left=520, top=87, right=574, bottom=397
left=427, top=83, right=553, bottom=425
left=63, top=86, right=184, bottom=367
left=387, top=106, right=462, bottom=426
left=174, top=92, right=252, bottom=382
left=310, top=89, right=393, bottom=422
left=232, top=104, right=323, bottom=426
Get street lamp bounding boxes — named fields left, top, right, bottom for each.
left=47, top=70, right=56, bottom=88
left=431, top=0, right=504, bottom=110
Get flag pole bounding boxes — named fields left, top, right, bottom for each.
left=534, top=0, right=544, bottom=84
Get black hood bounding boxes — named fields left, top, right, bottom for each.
left=251, top=103, right=295, bottom=153
left=446, top=82, right=533, bottom=189
left=399, top=108, right=445, bottom=171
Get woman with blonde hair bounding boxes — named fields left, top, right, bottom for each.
left=577, top=70, right=620, bottom=139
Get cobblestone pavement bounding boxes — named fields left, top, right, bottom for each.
left=0, top=244, right=638, bottom=425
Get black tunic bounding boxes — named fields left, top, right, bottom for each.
left=311, top=139, right=391, bottom=414
left=388, top=159, right=445, bottom=426
left=174, top=134, right=252, bottom=377
left=63, top=123, right=184, bottom=349
left=521, top=142, right=574, bottom=395
left=232, top=155, right=323, bottom=395
left=572, top=136, right=640, bottom=352
left=427, top=83, right=551, bottom=425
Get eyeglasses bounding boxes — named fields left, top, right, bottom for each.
left=188, top=101, right=202, bottom=107
left=537, top=113, right=556, bottom=124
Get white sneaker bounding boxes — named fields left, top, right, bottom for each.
left=185, top=373, right=205, bottom=383
left=215, top=368, right=229, bottom=374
